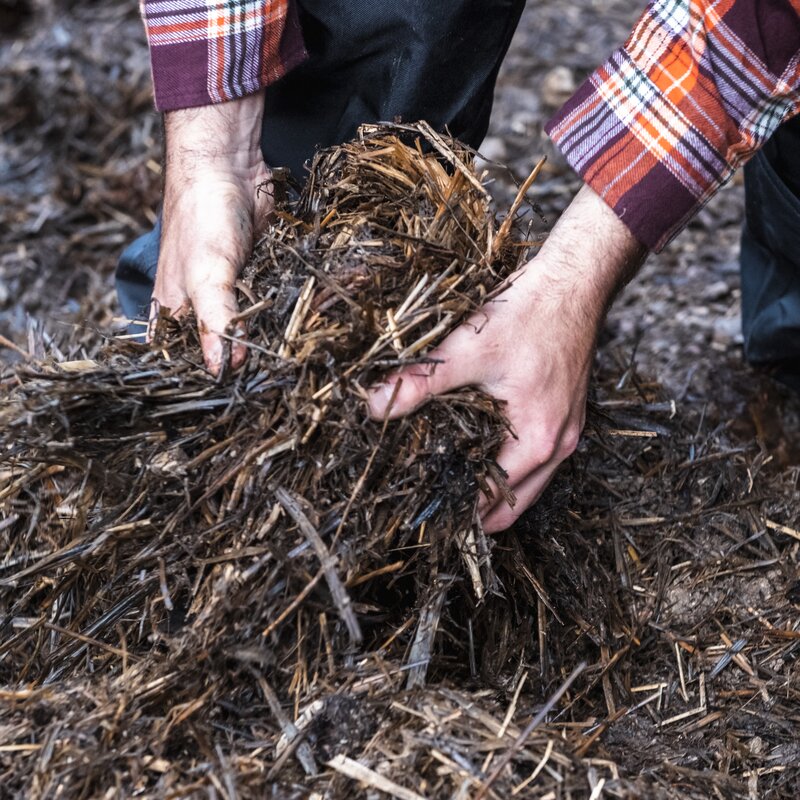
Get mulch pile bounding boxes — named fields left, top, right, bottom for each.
left=3, top=121, right=800, bottom=799
left=3, top=6, right=800, bottom=796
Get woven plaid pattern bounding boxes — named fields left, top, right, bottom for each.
left=547, top=0, right=800, bottom=251
left=140, top=0, right=306, bottom=111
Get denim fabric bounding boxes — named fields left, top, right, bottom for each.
left=117, top=216, right=161, bottom=323
left=740, top=115, right=800, bottom=390
left=116, top=0, right=526, bottom=322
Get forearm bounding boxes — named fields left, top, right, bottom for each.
left=517, top=184, right=647, bottom=332
left=164, top=91, right=266, bottom=181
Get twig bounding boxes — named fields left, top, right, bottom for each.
left=257, top=674, right=318, bottom=777
left=475, top=661, right=587, bottom=800
left=325, top=754, right=426, bottom=800
left=276, top=488, right=362, bottom=644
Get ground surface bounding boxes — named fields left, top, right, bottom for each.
left=2, top=1, right=800, bottom=799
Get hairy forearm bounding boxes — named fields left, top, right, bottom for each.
left=526, top=184, right=648, bottom=329
left=163, top=90, right=266, bottom=178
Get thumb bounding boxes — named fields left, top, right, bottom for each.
left=367, top=347, right=463, bottom=420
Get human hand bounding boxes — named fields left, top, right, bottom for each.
left=368, top=184, right=647, bottom=532
left=152, top=92, right=271, bottom=373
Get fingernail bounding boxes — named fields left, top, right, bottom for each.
left=230, top=325, right=247, bottom=370
left=367, top=382, right=394, bottom=418
left=204, top=340, right=223, bottom=376
left=231, top=343, right=247, bottom=370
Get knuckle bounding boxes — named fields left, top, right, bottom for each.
left=187, top=276, right=237, bottom=307
left=489, top=506, right=519, bottom=534
left=203, top=244, right=244, bottom=273
left=534, top=430, right=561, bottom=464
left=559, top=425, right=582, bottom=458
left=401, top=368, right=435, bottom=400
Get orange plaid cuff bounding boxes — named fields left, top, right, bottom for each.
left=140, top=0, right=306, bottom=112
left=547, top=0, right=800, bottom=251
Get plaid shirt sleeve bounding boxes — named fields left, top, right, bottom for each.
left=545, top=0, right=800, bottom=252
left=140, top=0, right=306, bottom=112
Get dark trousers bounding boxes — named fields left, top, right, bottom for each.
left=115, top=0, right=526, bottom=320
left=740, top=115, right=800, bottom=390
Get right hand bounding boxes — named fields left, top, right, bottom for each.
left=152, top=91, right=271, bottom=373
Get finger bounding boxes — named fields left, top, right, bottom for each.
left=367, top=331, right=480, bottom=419
left=367, top=360, right=453, bottom=419
left=476, top=429, right=547, bottom=513
left=481, top=462, right=558, bottom=533
left=478, top=417, right=581, bottom=529
left=149, top=280, right=190, bottom=344
left=189, top=272, right=246, bottom=374
left=253, top=175, right=275, bottom=236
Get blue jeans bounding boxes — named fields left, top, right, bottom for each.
left=740, top=115, right=800, bottom=390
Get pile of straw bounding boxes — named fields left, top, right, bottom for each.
left=0, top=123, right=544, bottom=796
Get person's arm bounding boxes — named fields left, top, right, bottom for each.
left=547, top=0, right=800, bottom=252
left=139, top=0, right=306, bottom=371
left=368, top=184, right=646, bottom=532
left=152, top=94, right=270, bottom=371
left=370, top=0, right=800, bottom=532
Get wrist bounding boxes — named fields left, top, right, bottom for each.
left=164, top=91, right=266, bottom=178
left=521, top=184, right=647, bottom=325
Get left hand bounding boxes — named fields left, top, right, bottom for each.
left=367, top=184, right=647, bottom=532
left=367, top=259, right=593, bottom=532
